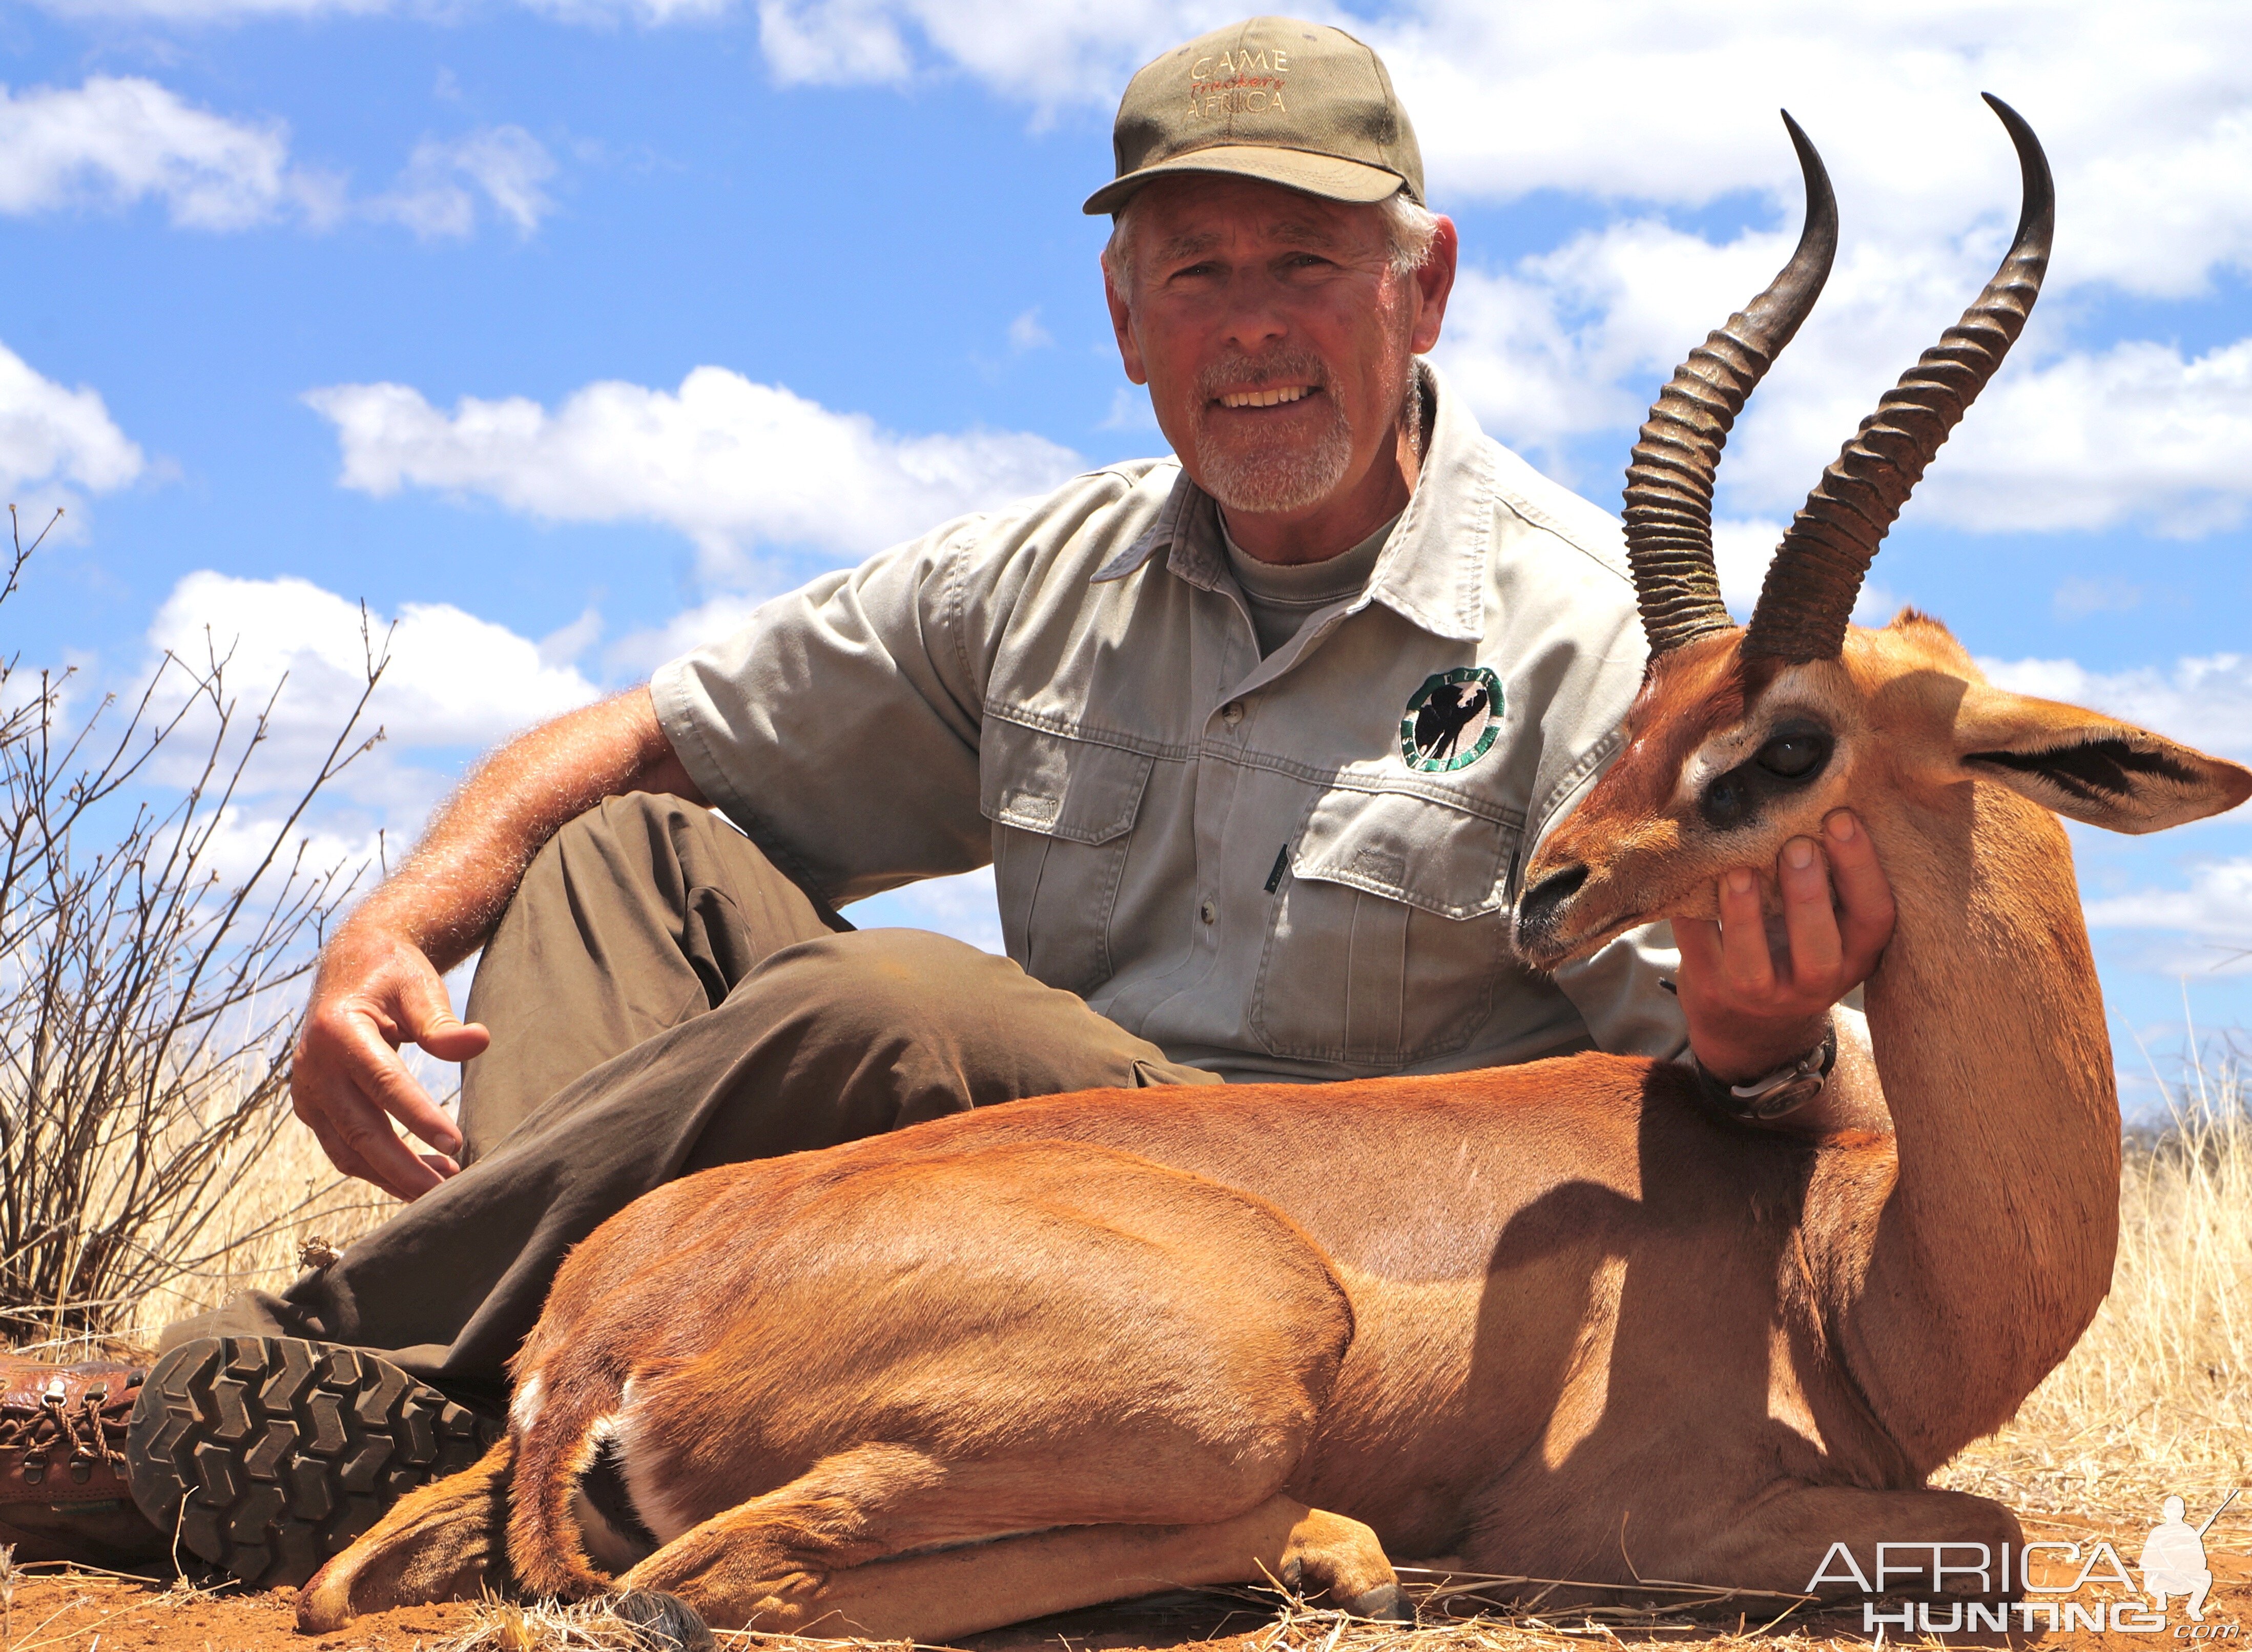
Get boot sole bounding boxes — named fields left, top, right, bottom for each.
left=125, top=1335, right=502, bottom=1588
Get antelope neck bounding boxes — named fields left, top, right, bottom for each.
left=1840, top=778, right=2120, bottom=1470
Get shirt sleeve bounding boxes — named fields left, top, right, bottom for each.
left=649, top=513, right=994, bottom=907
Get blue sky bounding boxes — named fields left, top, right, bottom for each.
left=5, top=0, right=2249, bottom=1110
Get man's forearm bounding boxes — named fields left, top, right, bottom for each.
left=345, top=686, right=707, bottom=973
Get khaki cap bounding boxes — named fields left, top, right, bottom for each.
left=1083, top=16, right=1424, bottom=216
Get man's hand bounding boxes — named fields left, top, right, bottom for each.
left=290, top=924, right=488, bottom=1202
left=283, top=685, right=707, bottom=1195
left=1674, top=808, right=1895, bottom=1082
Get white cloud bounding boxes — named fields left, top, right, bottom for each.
left=304, top=368, right=1085, bottom=573
left=144, top=571, right=602, bottom=815
left=370, top=126, right=558, bottom=238
left=1436, top=211, right=2252, bottom=539
left=1007, top=307, right=1052, bottom=353
left=606, top=592, right=771, bottom=676
left=0, top=339, right=146, bottom=515
left=2083, top=858, right=2252, bottom=979
left=0, top=76, right=557, bottom=241
left=1925, top=338, right=2252, bottom=536
left=0, top=75, right=331, bottom=230
left=1978, top=652, right=2252, bottom=762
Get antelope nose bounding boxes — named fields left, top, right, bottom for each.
left=1514, top=863, right=1590, bottom=955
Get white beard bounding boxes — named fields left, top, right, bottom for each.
left=1193, top=393, right=1356, bottom=515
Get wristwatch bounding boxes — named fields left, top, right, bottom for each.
left=1691, top=1024, right=1839, bottom=1122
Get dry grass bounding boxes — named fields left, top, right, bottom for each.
left=2, top=1058, right=404, bottom=1364
left=102, top=1106, right=400, bottom=1354
left=1935, top=1057, right=2252, bottom=1525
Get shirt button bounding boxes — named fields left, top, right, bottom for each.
left=1199, top=899, right=1217, bottom=925
left=1222, top=701, right=1244, bottom=726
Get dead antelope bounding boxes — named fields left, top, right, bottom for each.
left=302, top=99, right=2251, bottom=1639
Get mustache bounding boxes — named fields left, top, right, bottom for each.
left=1197, top=351, right=1331, bottom=402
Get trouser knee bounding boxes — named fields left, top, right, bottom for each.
left=725, top=928, right=1187, bottom=1129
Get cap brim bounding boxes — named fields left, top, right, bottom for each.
left=1082, top=145, right=1407, bottom=216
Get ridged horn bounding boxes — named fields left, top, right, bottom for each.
left=1624, top=112, right=1836, bottom=658
left=1743, top=94, right=2054, bottom=663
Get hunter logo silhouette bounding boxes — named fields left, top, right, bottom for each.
left=1396, top=666, right=1504, bottom=774
left=1401, top=667, right=1502, bottom=773
left=2142, top=1490, right=2235, bottom=1620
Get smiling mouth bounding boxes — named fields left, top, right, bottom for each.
left=1214, top=385, right=1316, bottom=409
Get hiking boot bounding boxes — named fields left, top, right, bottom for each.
left=125, top=1335, right=504, bottom=1589
left=0, top=1354, right=168, bottom=1566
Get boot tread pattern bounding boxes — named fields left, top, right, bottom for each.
left=126, top=1335, right=500, bottom=1588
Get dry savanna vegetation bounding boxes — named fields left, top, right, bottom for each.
left=1, top=504, right=2245, bottom=1648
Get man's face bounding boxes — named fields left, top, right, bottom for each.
left=1104, top=174, right=1453, bottom=529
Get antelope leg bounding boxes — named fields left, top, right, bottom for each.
left=297, top=1437, right=515, bottom=1630
left=621, top=1490, right=1404, bottom=1639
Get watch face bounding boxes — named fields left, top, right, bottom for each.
left=1401, top=667, right=1503, bottom=773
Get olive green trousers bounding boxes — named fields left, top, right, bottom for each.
left=163, top=793, right=1218, bottom=1406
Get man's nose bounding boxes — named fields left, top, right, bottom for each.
left=1217, top=271, right=1290, bottom=353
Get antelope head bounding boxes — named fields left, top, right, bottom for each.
left=1515, top=99, right=2251, bottom=970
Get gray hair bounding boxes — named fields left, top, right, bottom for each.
left=1102, top=187, right=1439, bottom=293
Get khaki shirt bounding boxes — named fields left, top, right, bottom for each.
left=654, top=362, right=1687, bottom=1081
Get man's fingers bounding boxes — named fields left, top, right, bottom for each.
left=1778, top=835, right=1843, bottom=990
left=1716, top=867, right=1776, bottom=994
left=332, top=1099, right=448, bottom=1200
left=1824, top=809, right=1898, bottom=968
left=335, top=1015, right=465, bottom=1159
left=396, top=974, right=489, bottom=1110
left=1673, top=915, right=1725, bottom=983
left=295, top=1075, right=426, bottom=1201
left=417, top=1015, right=491, bottom=1063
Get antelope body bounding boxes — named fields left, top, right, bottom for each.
left=301, top=102, right=2252, bottom=1639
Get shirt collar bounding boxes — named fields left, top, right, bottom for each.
left=1089, top=360, right=1488, bottom=645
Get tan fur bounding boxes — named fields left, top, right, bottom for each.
left=297, top=1437, right=514, bottom=1631
left=314, top=614, right=2252, bottom=1637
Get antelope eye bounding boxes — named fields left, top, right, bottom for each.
left=1755, top=729, right=1832, bottom=780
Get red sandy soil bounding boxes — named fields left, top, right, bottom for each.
left=3, top=1536, right=2242, bottom=1652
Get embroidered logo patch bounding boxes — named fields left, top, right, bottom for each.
left=1401, top=667, right=1502, bottom=772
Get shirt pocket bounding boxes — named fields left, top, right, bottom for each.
left=980, top=719, right=1155, bottom=998
left=1251, top=786, right=1515, bottom=1066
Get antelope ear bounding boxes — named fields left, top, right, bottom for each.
left=1952, top=685, right=2252, bottom=834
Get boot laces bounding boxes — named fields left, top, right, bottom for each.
left=0, top=1376, right=133, bottom=1473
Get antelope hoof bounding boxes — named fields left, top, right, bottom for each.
left=1277, top=1506, right=1400, bottom=1616
left=611, top=1588, right=717, bottom=1652
left=1347, top=1582, right=1414, bottom=1622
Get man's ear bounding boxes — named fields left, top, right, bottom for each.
left=1408, top=215, right=1458, bottom=355
left=1952, top=682, right=2252, bottom=834
left=1102, top=254, right=1148, bottom=385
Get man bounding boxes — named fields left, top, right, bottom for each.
left=1, top=15, right=1892, bottom=1585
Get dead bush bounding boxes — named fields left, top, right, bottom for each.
left=0, top=507, right=393, bottom=1356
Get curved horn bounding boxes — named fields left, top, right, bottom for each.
left=1743, top=94, right=2054, bottom=663
left=1624, top=112, right=1836, bottom=657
